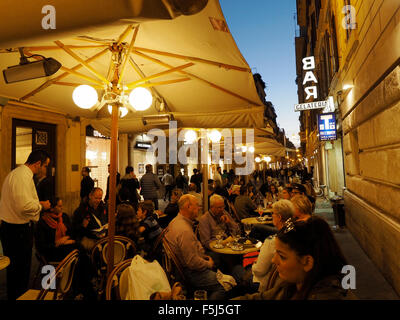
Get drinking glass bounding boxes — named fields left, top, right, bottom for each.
left=194, top=290, right=207, bottom=300
left=231, top=229, right=243, bottom=251
left=213, top=227, right=225, bottom=249
left=244, top=223, right=252, bottom=239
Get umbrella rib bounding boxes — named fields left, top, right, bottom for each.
left=117, top=25, right=139, bottom=86
left=133, top=47, right=251, bottom=72
left=126, top=62, right=194, bottom=89
left=53, top=81, right=103, bottom=89
left=60, top=67, right=104, bottom=86
left=117, top=25, right=135, bottom=45
left=54, top=40, right=110, bottom=85
left=132, top=50, right=261, bottom=106
left=25, top=45, right=108, bottom=51
left=139, top=78, right=191, bottom=88
left=21, top=48, right=109, bottom=101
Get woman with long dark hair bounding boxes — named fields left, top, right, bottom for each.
left=235, top=216, right=353, bottom=300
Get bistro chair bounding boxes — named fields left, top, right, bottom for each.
left=18, top=249, right=80, bottom=300
left=32, top=251, right=61, bottom=289
left=148, top=227, right=168, bottom=263
left=105, top=259, right=132, bottom=300
left=161, top=238, right=186, bottom=286
left=90, top=236, right=136, bottom=299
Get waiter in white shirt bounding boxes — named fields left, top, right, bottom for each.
left=0, top=150, right=51, bottom=300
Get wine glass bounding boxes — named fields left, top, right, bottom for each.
left=231, top=229, right=243, bottom=251
left=257, top=205, right=264, bottom=221
left=243, top=223, right=252, bottom=239
left=213, top=226, right=225, bottom=249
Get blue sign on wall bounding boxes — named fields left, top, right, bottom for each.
left=318, top=112, right=337, bottom=141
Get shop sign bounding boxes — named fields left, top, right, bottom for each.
left=318, top=113, right=337, bottom=141
left=135, top=141, right=152, bottom=150
left=294, top=96, right=334, bottom=112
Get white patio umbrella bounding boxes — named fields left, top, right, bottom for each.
left=0, top=0, right=265, bottom=275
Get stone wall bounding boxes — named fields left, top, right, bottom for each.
left=341, top=0, right=400, bottom=295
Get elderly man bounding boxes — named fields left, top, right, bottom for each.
left=164, top=194, right=227, bottom=300
left=198, top=194, right=239, bottom=250
left=72, top=187, right=108, bottom=251
left=0, top=150, right=51, bottom=300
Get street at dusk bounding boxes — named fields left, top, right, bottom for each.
left=0, top=0, right=399, bottom=310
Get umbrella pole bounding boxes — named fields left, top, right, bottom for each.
left=107, top=103, right=119, bottom=276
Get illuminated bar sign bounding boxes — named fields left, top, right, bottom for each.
left=318, top=112, right=337, bottom=141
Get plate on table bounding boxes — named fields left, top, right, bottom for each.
left=238, top=237, right=257, bottom=248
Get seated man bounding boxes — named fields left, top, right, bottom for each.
left=198, top=194, right=239, bottom=251
left=234, top=185, right=257, bottom=220
left=164, top=194, right=227, bottom=300
left=72, top=187, right=108, bottom=251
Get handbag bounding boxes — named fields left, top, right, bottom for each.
left=126, top=255, right=171, bottom=300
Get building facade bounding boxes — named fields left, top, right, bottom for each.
left=296, top=0, right=400, bottom=294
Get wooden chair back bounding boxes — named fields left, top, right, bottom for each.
left=37, top=249, right=80, bottom=300
left=90, top=236, right=136, bottom=298
left=105, top=258, right=132, bottom=300
left=161, top=237, right=186, bottom=286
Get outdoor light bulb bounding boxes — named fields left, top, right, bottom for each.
left=73, top=85, right=98, bottom=109
left=255, top=157, right=261, bottom=163
left=208, top=130, right=221, bottom=143
left=185, top=130, right=197, bottom=144
left=129, top=87, right=153, bottom=111
left=249, top=146, right=255, bottom=153
left=120, top=107, right=128, bottom=118
left=107, top=105, right=128, bottom=118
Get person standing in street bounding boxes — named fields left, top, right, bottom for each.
left=161, top=169, right=174, bottom=202
left=118, top=166, right=140, bottom=210
left=140, top=164, right=161, bottom=210
left=80, top=166, right=94, bottom=202
left=0, top=150, right=51, bottom=300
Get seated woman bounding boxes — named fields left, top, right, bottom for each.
left=291, top=194, right=313, bottom=221
left=235, top=216, right=352, bottom=300
left=279, top=187, right=292, bottom=200
left=159, top=188, right=182, bottom=228
left=115, top=203, right=141, bottom=243
left=265, top=184, right=279, bottom=206
left=251, top=200, right=296, bottom=292
left=137, top=200, right=163, bottom=257
left=35, top=197, right=77, bottom=262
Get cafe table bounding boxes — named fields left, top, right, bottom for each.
left=241, top=216, right=274, bottom=225
left=209, top=240, right=260, bottom=255
left=0, top=255, right=10, bottom=270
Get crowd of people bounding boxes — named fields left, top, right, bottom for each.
left=0, top=150, right=354, bottom=300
